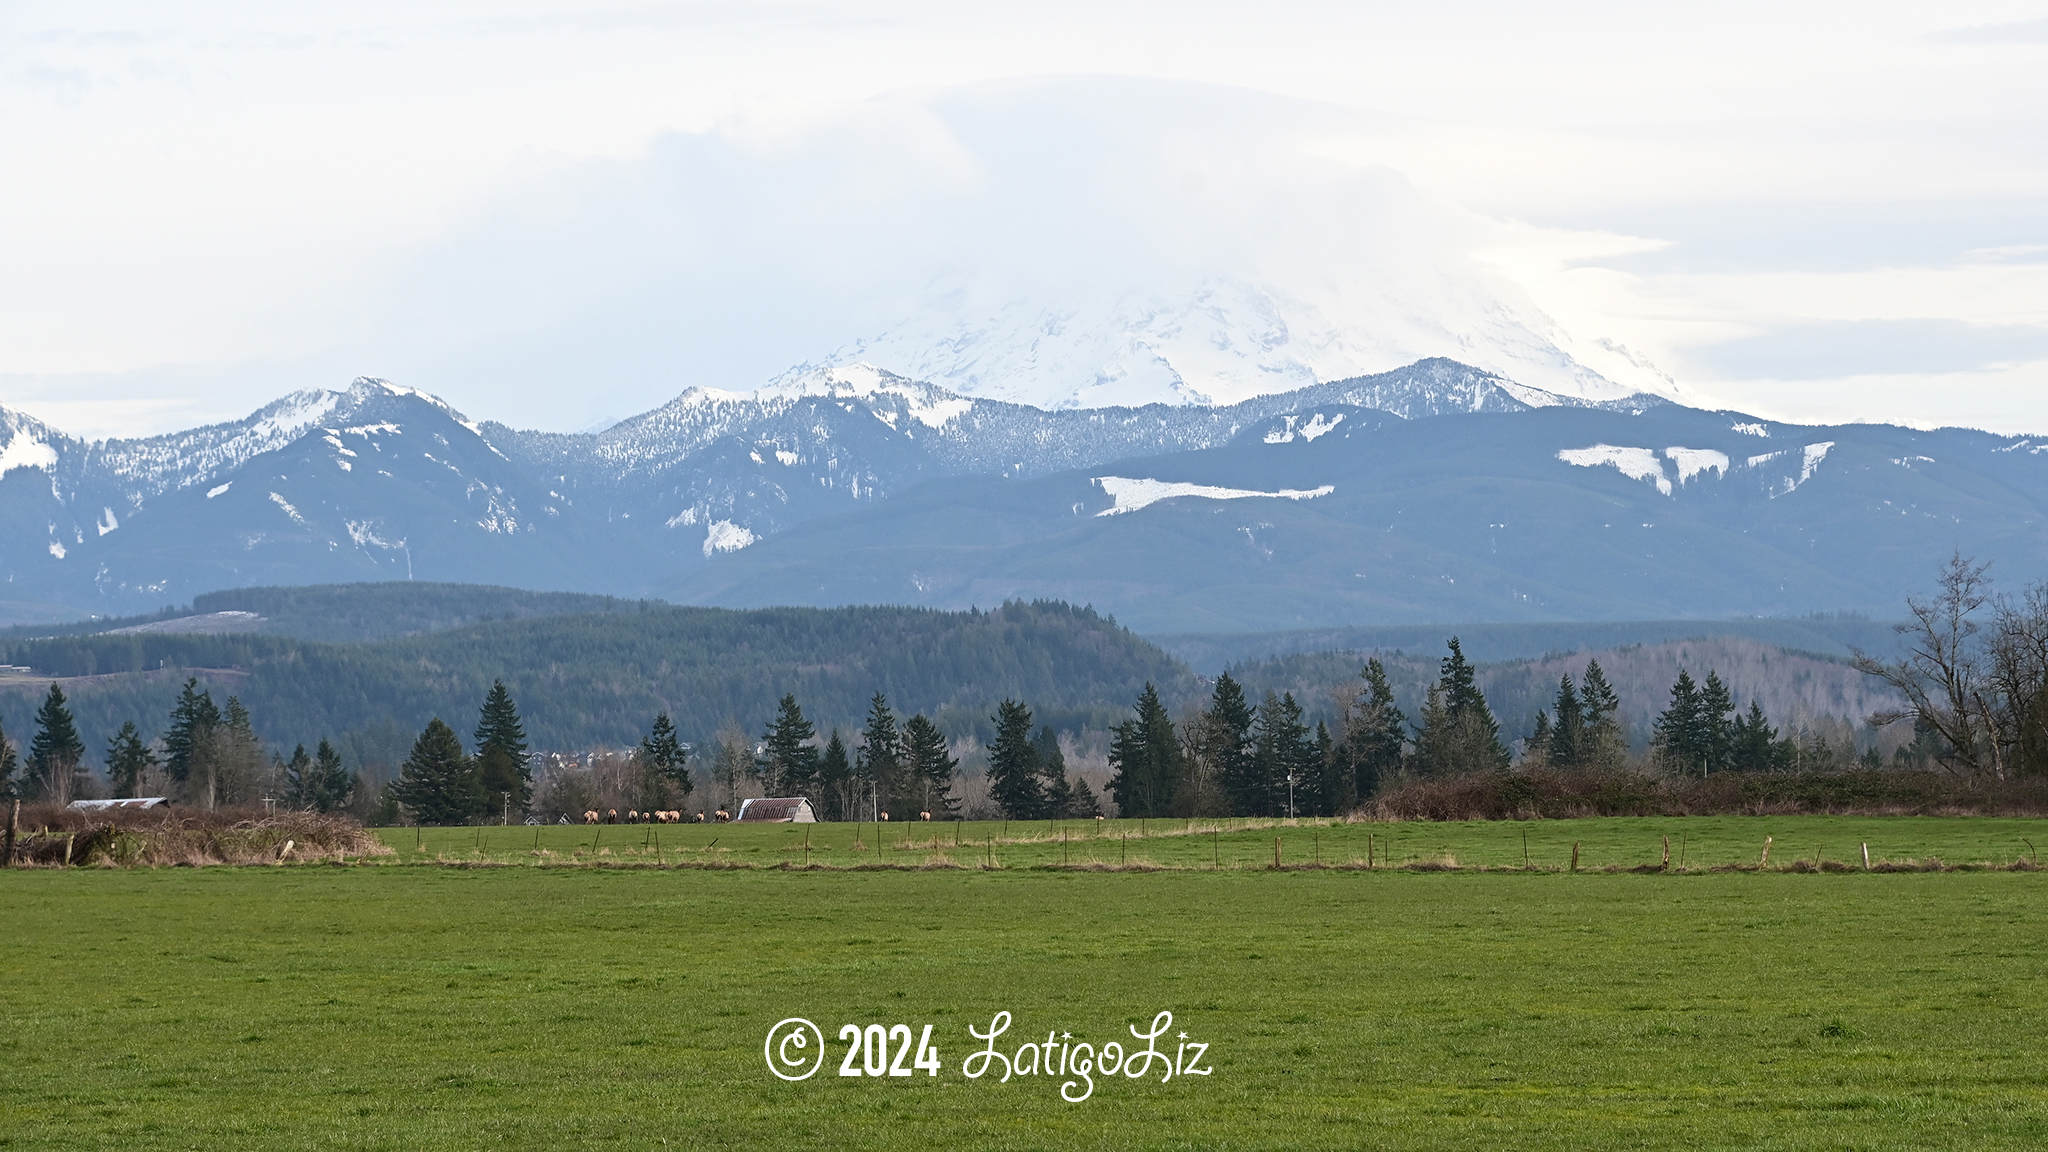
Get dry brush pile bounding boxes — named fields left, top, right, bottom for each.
left=2, top=804, right=392, bottom=867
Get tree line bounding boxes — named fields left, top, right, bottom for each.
left=0, top=678, right=353, bottom=813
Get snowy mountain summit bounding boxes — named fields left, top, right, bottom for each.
left=786, top=272, right=1673, bottom=412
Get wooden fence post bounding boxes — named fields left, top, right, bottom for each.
left=1274, top=838, right=1282, bottom=869
left=1662, top=836, right=1670, bottom=870
left=1861, top=842, right=1870, bottom=870
left=1760, top=836, right=1772, bottom=869
left=1570, top=842, right=1580, bottom=872
left=4, top=800, right=16, bottom=868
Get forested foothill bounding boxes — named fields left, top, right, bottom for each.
left=2, top=560, right=2043, bottom=830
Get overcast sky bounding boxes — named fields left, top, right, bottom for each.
left=4, top=1, right=2046, bottom=437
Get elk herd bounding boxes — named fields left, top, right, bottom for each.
left=580, top=809, right=698, bottom=824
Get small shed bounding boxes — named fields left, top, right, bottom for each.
left=67, top=797, right=169, bottom=811
left=736, top=797, right=817, bottom=823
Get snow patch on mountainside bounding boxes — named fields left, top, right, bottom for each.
left=1092, top=476, right=1336, bottom=516
left=0, top=430, right=58, bottom=474
left=703, top=519, right=757, bottom=556
left=269, top=492, right=309, bottom=526
left=1557, top=445, right=1672, bottom=496
left=1265, top=413, right=1344, bottom=443
left=1664, top=447, right=1729, bottom=484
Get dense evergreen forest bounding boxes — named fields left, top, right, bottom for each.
left=0, top=600, right=1195, bottom=771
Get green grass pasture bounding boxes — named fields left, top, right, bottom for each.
left=6, top=852, right=2048, bottom=1149
left=375, top=814, right=2048, bottom=871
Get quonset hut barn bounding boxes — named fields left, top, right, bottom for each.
left=735, top=797, right=817, bottom=823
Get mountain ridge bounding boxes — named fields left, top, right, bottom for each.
left=4, top=358, right=2039, bottom=629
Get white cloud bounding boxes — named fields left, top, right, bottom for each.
left=1, top=1, right=2045, bottom=435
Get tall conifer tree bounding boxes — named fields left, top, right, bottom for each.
left=1654, top=670, right=1709, bottom=772
left=1344, top=659, right=1407, bottom=800
left=1579, top=659, right=1626, bottom=768
left=393, top=718, right=482, bottom=825
left=1413, top=639, right=1508, bottom=775
left=902, top=713, right=959, bottom=816
left=473, top=680, right=531, bottom=813
left=29, top=684, right=87, bottom=803
left=105, top=721, right=156, bottom=798
left=304, top=739, right=356, bottom=812
left=282, top=744, right=315, bottom=808
left=986, top=699, right=1045, bottom=820
left=1033, top=725, right=1073, bottom=818
left=1252, top=691, right=1315, bottom=817
left=1209, top=673, right=1262, bottom=816
left=1108, top=683, right=1183, bottom=818
left=818, top=731, right=853, bottom=821
left=638, top=713, right=691, bottom=797
left=760, top=695, right=819, bottom=797
left=162, top=678, right=219, bottom=786
left=1700, top=671, right=1736, bottom=774
left=1729, top=700, right=1779, bottom=773
left=1547, top=675, right=1584, bottom=768
left=855, top=694, right=902, bottom=820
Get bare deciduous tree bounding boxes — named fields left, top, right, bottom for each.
left=1857, top=553, right=2048, bottom=779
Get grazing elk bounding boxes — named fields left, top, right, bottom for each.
left=694, top=811, right=706, bottom=823
left=605, top=809, right=618, bottom=824
left=919, top=811, right=931, bottom=821
left=714, top=808, right=731, bottom=823
left=583, top=810, right=600, bottom=825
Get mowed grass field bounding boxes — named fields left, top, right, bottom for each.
left=0, top=823, right=2045, bottom=1149
left=374, top=814, right=2048, bottom=871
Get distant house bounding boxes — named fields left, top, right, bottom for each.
left=67, top=798, right=169, bottom=811
left=736, top=797, right=817, bottom=823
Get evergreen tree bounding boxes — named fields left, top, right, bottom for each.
left=1034, top=725, right=1073, bottom=818
left=986, top=699, right=1045, bottom=820
left=1700, top=671, right=1735, bottom=774
left=1547, top=674, right=1584, bottom=768
left=638, top=712, right=692, bottom=797
left=473, top=680, right=532, bottom=814
left=392, top=717, right=482, bottom=825
left=1107, top=682, right=1184, bottom=818
left=162, top=678, right=220, bottom=786
left=281, top=744, right=315, bottom=808
left=28, top=683, right=87, bottom=803
left=1729, top=701, right=1779, bottom=773
left=1064, top=773, right=1102, bottom=818
left=1209, top=673, right=1262, bottom=816
left=759, top=694, right=819, bottom=797
left=1344, top=658, right=1407, bottom=799
left=1579, top=659, right=1626, bottom=768
left=902, top=713, right=959, bottom=816
left=214, top=696, right=265, bottom=808
left=0, top=710, right=18, bottom=801
left=310, top=739, right=355, bottom=812
left=1527, top=711, right=1552, bottom=763
left=1654, top=670, right=1709, bottom=773
left=1413, top=639, right=1509, bottom=775
left=1252, top=691, right=1316, bottom=817
left=855, top=694, right=902, bottom=820
left=1311, top=719, right=1347, bottom=816
left=105, top=720, right=156, bottom=798
left=817, top=730, right=853, bottom=821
